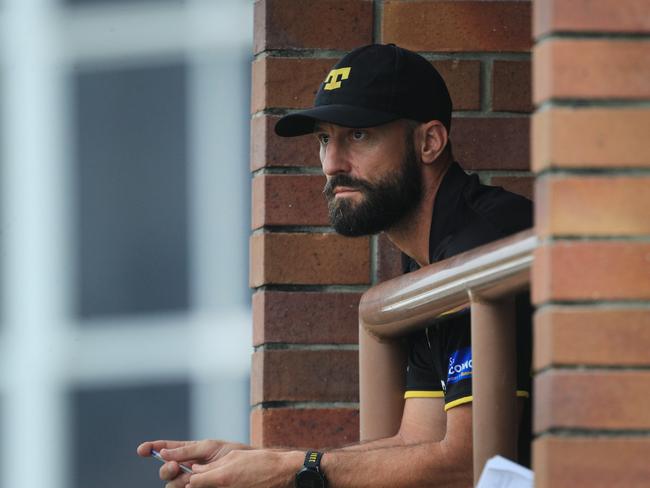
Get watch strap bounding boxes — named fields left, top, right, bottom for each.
left=304, top=450, right=324, bottom=471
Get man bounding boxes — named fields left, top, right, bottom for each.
left=138, top=43, right=532, bottom=488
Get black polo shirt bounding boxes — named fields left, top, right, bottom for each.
left=402, top=161, right=533, bottom=460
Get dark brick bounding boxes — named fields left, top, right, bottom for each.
left=251, top=408, right=359, bottom=449
left=254, top=0, right=373, bottom=54
left=383, top=1, right=532, bottom=52
left=453, top=117, right=530, bottom=171
left=252, top=291, right=361, bottom=346
left=251, top=349, right=359, bottom=404
left=250, top=115, right=322, bottom=170
left=252, top=174, right=328, bottom=229
left=492, top=60, right=532, bottom=113
left=251, top=57, right=336, bottom=113
left=250, top=232, right=370, bottom=287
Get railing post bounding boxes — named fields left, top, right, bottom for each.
left=470, top=295, right=518, bottom=484
left=359, top=323, right=407, bottom=442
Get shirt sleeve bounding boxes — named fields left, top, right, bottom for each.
left=404, top=329, right=444, bottom=399
left=438, top=310, right=474, bottom=410
left=401, top=271, right=531, bottom=409
left=440, top=299, right=532, bottom=411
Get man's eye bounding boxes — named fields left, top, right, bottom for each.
left=352, top=130, right=366, bottom=141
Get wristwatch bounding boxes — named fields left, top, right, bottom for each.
left=295, top=450, right=327, bottom=488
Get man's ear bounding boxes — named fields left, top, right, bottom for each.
left=418, top=120, right=448, bottom=164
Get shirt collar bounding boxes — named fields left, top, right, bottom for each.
left=427, top=161, right=472, bottom=263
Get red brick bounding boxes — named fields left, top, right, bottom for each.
left=535, top=175, right=650, bottom=237
left=532, top=107, right=650, bottom=171
left=452, top=117, right=530, bottom=170
left=376, top=233, right=403, bottom=283
left=254, top=0, right=373, bottom=54
left=251, top=115, right=322, bottom=170
left=535, top=370, right=650, bottom=431
left=252, top=174, right=328, bottom=229
left=250, top=232, right=370, bottom=287
left=431, top=60, right=481, bottom=111
left=532, top=108, right=650, bottom=172
left=382, top=1, right=531, bottom=52
left=490, top=176, right=533, bottom=200
left=252, top=56, right=336, bottom=113
left=252, top=291, right=361, bottom=346
left=534, top=436, right=650, bottom=488
left=251, top=349, right=358, bottom=404
left=533, top=241, right=650, bottom=303
left=251, top=408, right=359, bottom=449
left=534, top=39, right=650, bottom=104
left=534, top=0, right=650, bottom=39
left=534, top=307, right=650, bottom=370
left=492, top=60, right=532, bottom=113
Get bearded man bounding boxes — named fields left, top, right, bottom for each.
left=138, top=43, right=532, bottom=488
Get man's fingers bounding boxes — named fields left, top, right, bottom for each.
left=138, top=440, right=191, bottom=456
left=162, top=471, right=191, bottom=488
left=188, top=470, right=220, bottom=488
left=160, top=461, right=190, bottom=481
left=161, top=440, right=211, bottom=462
left=190, top=462, right=211, bottom=473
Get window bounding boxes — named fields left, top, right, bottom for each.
left=71, top=382, right=190, bottom=488
left=0, top=2, right=253, bottom=487
left=73, top=62, right=189, bottom=318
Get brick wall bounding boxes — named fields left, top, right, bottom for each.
left=531, top=1, right=650, bottom=486
left=250, top=0, right=533, bottom=449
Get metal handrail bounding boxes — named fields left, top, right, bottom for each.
left=358, top=229, right=537, bottom=484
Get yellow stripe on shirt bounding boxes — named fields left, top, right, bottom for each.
left=404, top=390, right=444, bottom=399
left=404, top=389, right=529, bottom=407
left=445, top=390, right=530, bottom=411
left=445, top=395, right=473, bottom=411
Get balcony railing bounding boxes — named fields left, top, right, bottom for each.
left=358, top=229, right=537, bottom=484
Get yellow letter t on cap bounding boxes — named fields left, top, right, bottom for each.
left=323, top=67, right=351, bottom=90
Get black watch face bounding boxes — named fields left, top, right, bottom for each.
left=296, top=468, right=325, bottom=488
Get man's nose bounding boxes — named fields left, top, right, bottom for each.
left=321, top=141, right=351, bottom=177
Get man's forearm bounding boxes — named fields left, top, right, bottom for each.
left=337, top=434, right=405, bottom=451
left=320, top=441, right=472, bottom=488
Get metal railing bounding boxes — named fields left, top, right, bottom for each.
left=359, top=229, right=537, bottom=484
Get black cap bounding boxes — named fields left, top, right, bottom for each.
left=275, top=43, right=453, bottom=137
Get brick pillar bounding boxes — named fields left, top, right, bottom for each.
left=250, top=0, right=533, bottom=449
left=531, top=1, right=650, bottom=487
left=250, top=0, right=374, bottom=449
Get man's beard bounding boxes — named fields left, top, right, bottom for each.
left=323, top=142, right=422, bottom=237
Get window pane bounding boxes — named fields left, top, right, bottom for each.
left=70, top=382, right=190, bottom=488
left=73, top=62, right=189, bottom=318
left=65, top=0, right=181, bottom=6
left=0, top=77, right=3, bottom=329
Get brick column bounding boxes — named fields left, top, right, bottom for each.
left=531, top=1, right=650, bottom=486
left=250, top=0, right=373, bottom=449
left=251, top=0, right=533, bottom=449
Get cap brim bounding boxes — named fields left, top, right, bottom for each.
left=274, top=104, right=400, bottom=137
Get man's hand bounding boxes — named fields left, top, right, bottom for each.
left=137, top=439, right=251, bottom=487
left=188, top=449, right=303, bottom=488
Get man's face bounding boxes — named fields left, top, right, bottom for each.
left=316, top=120, right=422, bottom=237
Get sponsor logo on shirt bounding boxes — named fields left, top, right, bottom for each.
left=447, top=347, right=472, bottom=385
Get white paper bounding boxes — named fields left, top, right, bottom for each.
left=475, top=455, right=534, bottom=488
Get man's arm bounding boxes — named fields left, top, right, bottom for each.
left=317, top=404, right=472, bottom=488
left=339, top=396, right=447, bottom=451
left=187, top=400, right=474, bottom=488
